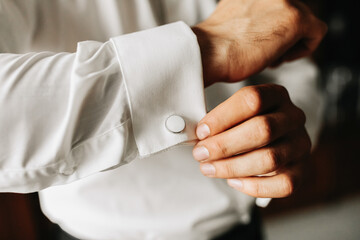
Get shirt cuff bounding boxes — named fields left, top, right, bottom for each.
left=111, top=21, right=206, bottom=157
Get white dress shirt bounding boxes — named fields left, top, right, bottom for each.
left=0, top=1, right=323, bottom=239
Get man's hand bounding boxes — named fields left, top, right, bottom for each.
left=192, top=84, right=311, bottom=198
left=192, top=0, right=327, bottom=87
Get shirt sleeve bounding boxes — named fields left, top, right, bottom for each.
left=0, top=22, right=206, bottom=193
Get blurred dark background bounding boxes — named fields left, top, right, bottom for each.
left=264, top=0, right=360, bottom=211
left=1, top=0, right=359, bottom=239
left=262, top=0, right=360, bottom=239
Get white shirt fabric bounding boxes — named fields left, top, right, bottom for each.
left=0, top=1, right=323, bottom=239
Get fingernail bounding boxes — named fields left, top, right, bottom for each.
left=228, top=179, right=243, bottom=189
left=200, top=163, right=215, bottom=176
left=196, top=124, right=210, bottom=140
left=193, top=146, right=209, bottom=161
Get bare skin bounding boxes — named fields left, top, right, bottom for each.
left=193, top=0, right=327, bottom=87
left=192, top=0, right=326, bottom=198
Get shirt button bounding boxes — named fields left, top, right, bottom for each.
left=165, top=115, right=185, bottom=133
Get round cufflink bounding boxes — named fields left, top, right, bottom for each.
left=165, top=115, right=185, bottom=133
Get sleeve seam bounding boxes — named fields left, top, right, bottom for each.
left=0, top=119, right=131, bottom=173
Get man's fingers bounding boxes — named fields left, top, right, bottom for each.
left=268, top=1, right=327, bottom=66
left=295, top=0, right=328, bottom=53
left=196, top=84, right=290, bottom=140
left=284, top=19, right=327, bottom=62
left=285, top=0, right=328, bottom=61
left=193, top=106, right=306, bottom=161
left=303, top=17, right=328, bottom=53
left=273, top=18, right=327, bottom=64
left=199, top=129, right=311, bottom=178
left=226, top=163, right=302, bottom=198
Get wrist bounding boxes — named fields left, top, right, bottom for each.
left=192, top=25, right=229, bottom=87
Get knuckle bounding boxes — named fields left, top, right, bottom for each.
left=289, top=7, right=302, bottom=24
left=241, top=86, right=263, bottom=114
left=297, top=108, right=306, bottom=125
left=312, top=18, right=328, bottom=36
left=213, top=139, right=229, bottom=158
left=292, top=105, right=306, bottom=125
left=263, top=149, right=280, bottom=171
left=282, top=174, right=295, bottom=197
left=320, top=21, right=328, bottom=35
left=277, top=84, right=288, bottom=94
left=276, top=0, right=291, bottom=9
left=248, top=181, right=260, bottom=196
left=290, top=130, right=312, bottom=158
left=282, top=8, right=303, bottom=36
left=275, top=84, right=290, bottom=100
left=251, top=181, right=267, bottom=197
left=223, top=163, right=236, bottom=177
left=301, top=132, right=312, bottom=152
left=255, top=116, right=273, bottom=143
left=283, top=0, right=303, bottom=20
left=254, top=183, right=262, bottom=197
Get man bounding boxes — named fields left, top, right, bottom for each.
left=0, top=0, right=326, bottom=239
